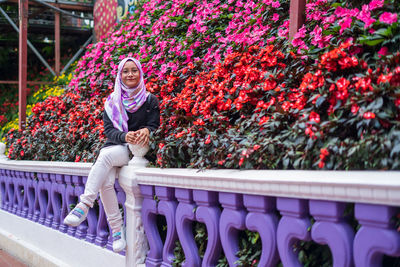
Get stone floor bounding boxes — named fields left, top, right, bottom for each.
left=0, top=248, right=28, bottom=267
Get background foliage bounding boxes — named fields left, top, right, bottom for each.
left=4, top=0, right=400, bottom=170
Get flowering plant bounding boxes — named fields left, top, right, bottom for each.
left=4, top=0, right=400, bottom=171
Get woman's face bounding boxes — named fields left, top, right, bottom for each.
left=121, top=60, right=140, bottom=88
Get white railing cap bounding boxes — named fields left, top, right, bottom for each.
left=0, top=159, right=92, bottom=176
left=120, top=167, right=400, bottom=206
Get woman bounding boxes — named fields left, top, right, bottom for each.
left=64, top=57, right=160, bottom=252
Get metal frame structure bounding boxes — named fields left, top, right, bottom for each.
left=0, top=0, right=93, bottom=129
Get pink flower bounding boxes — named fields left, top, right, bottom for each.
left=379, top=12, right=398, bottom=24
left=357, top=5, right=376, bottom=28
left=339, top=17, right=353, bottom=34
left=272, top=13, right=279, bottom=22
left=378, top=46, right=388, bottom=56
left=368, top=0, right=384, bottom=10
left=271, top=1, right=280, bottom=8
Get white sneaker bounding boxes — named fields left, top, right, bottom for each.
left=112, top=226, right=126, bottom=252
left=63, top=203, right=88, bottom=227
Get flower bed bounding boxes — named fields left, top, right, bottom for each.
left=3, top=0, right=400, bottom=170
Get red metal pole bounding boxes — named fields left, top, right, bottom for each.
left=55, top=8, right=60, bottom=76
left=18, top=0, right=28, bottom=130
left=289, top=0, right=306, bottom=40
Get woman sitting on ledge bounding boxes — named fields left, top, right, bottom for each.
left=64, top=57, right=160, bottom=252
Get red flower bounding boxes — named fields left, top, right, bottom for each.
left=318, top=160, right=325, bottom=168
left=363, top=112, right=375, bottom=119
left=205, top=135, right=211, bottom=144
left=258, top=116, right=269, bottom=126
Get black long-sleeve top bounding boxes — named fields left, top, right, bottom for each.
left=103, top=93, right=160, bottom=148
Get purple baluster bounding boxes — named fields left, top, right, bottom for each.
left=354, top=204, right=400, bottom=267
left=43, top=173, right=54, bottom=227
left=194, top=190, right=222, bottom=267
left=32, top=173, right=40, bottom=222
left=277, top=197, right=311, bottom=267
left=51, top=174, right=67, bottom=231
left=26, top=172, right=37, bottom=221
left=5, top=169, right=13, bottom=212
left=175, top=188, right=200, bottom=267
left=243, top=195, right=279, bottom=267
left=219, top=192, right=246, bottom=266
left=64, top=175, right=77, bottom=236
left=141, top=185, right=163, bottom=266
left=37, top=173, right=47, bottom=224
left=0, top=169, right=6, bottom=210
left=15, top=171, right=24, bottom=216
left=309, top=200, right=354, bottom=267
left=11, top=170, right=18, bottom=214
left=83, top=175, right=99, bottom=244
left=156, top=186, right=178, bottom=267
left=58, top=174, right=68, bottom=233
left=74, top=175, right=87, bottom=239
left=21, top=172, right=30, bottom=218
left=95, top=199, right=110, bottom=247
left=49, top=173, right=61, bottom=229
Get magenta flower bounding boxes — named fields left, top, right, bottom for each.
left=378, top=47, right=388, bottom=56
left=272, top=13, right=279, bottom=22
left=368, top=0, right=384, bottom=11
left=379, top=12, right=398, bottom=24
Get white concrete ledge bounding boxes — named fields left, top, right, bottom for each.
left=119, top=167, right=400, bottom=206
left=0, top=210, right=124, bottom=267
left=0, top=159, right=92, bottom=176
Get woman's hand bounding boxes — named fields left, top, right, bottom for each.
left=133, top=128, right=150, bottom=146
left=125, top=131, right=137, bottom=144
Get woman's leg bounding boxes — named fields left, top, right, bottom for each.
left=99, top=167, right=123, bottom=233
left=80, top=145, right=130, bottom=207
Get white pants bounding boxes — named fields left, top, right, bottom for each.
left=80, top=145, right=130, bottom=233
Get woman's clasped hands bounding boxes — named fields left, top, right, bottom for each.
left=125, top=128, right=150, bottom=146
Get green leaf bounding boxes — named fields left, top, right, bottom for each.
left=390, top=144, right=400, bottom=157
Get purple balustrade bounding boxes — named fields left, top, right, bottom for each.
left=64, top=174, right=77, bottom=236
left=1, top=167, right=399, bottom=267
left=21, top=172, right=30, bottom=218
left=156, top=186, right=178, bottom=267
left=175, top=188, right=200, bottom=267
left=10, top=170, right=17, bottom=214
left=43, top=173, right=54, bottom=227
left=244, top=195, right=279, bottom=267
left=277, top=197, right=312, bottom=267
left=354, top=204, right=400, bottom=267
left=219, top=192, right=247, bottom=266
left=26, top=172, right=38, bottom=221
left=141, top=185, right=163, bottom=266
left=4, top=170, right=13, bottom=212
left=14, top=171, right=24, bottom=217
left=309, top=200, right=354, bottom=267
left=50, top=174, right=67, bottom=231
left=193, top=190, right=222, bottom=267
left=0, top=169, right=6, bottom=210
left=84, top=176, right=99, bottom=244
left=73, top=175, right=88, bottom=239
left=0, top=168, right=124, bottom=255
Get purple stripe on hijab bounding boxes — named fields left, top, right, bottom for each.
left=104, top=57, right=149, bottom=132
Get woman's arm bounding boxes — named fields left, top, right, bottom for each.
left=134, top=94, right=161, bottom=145
left=142, top=94, right=161, bottom=132
left=103, top=112, right=127, bottom=144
